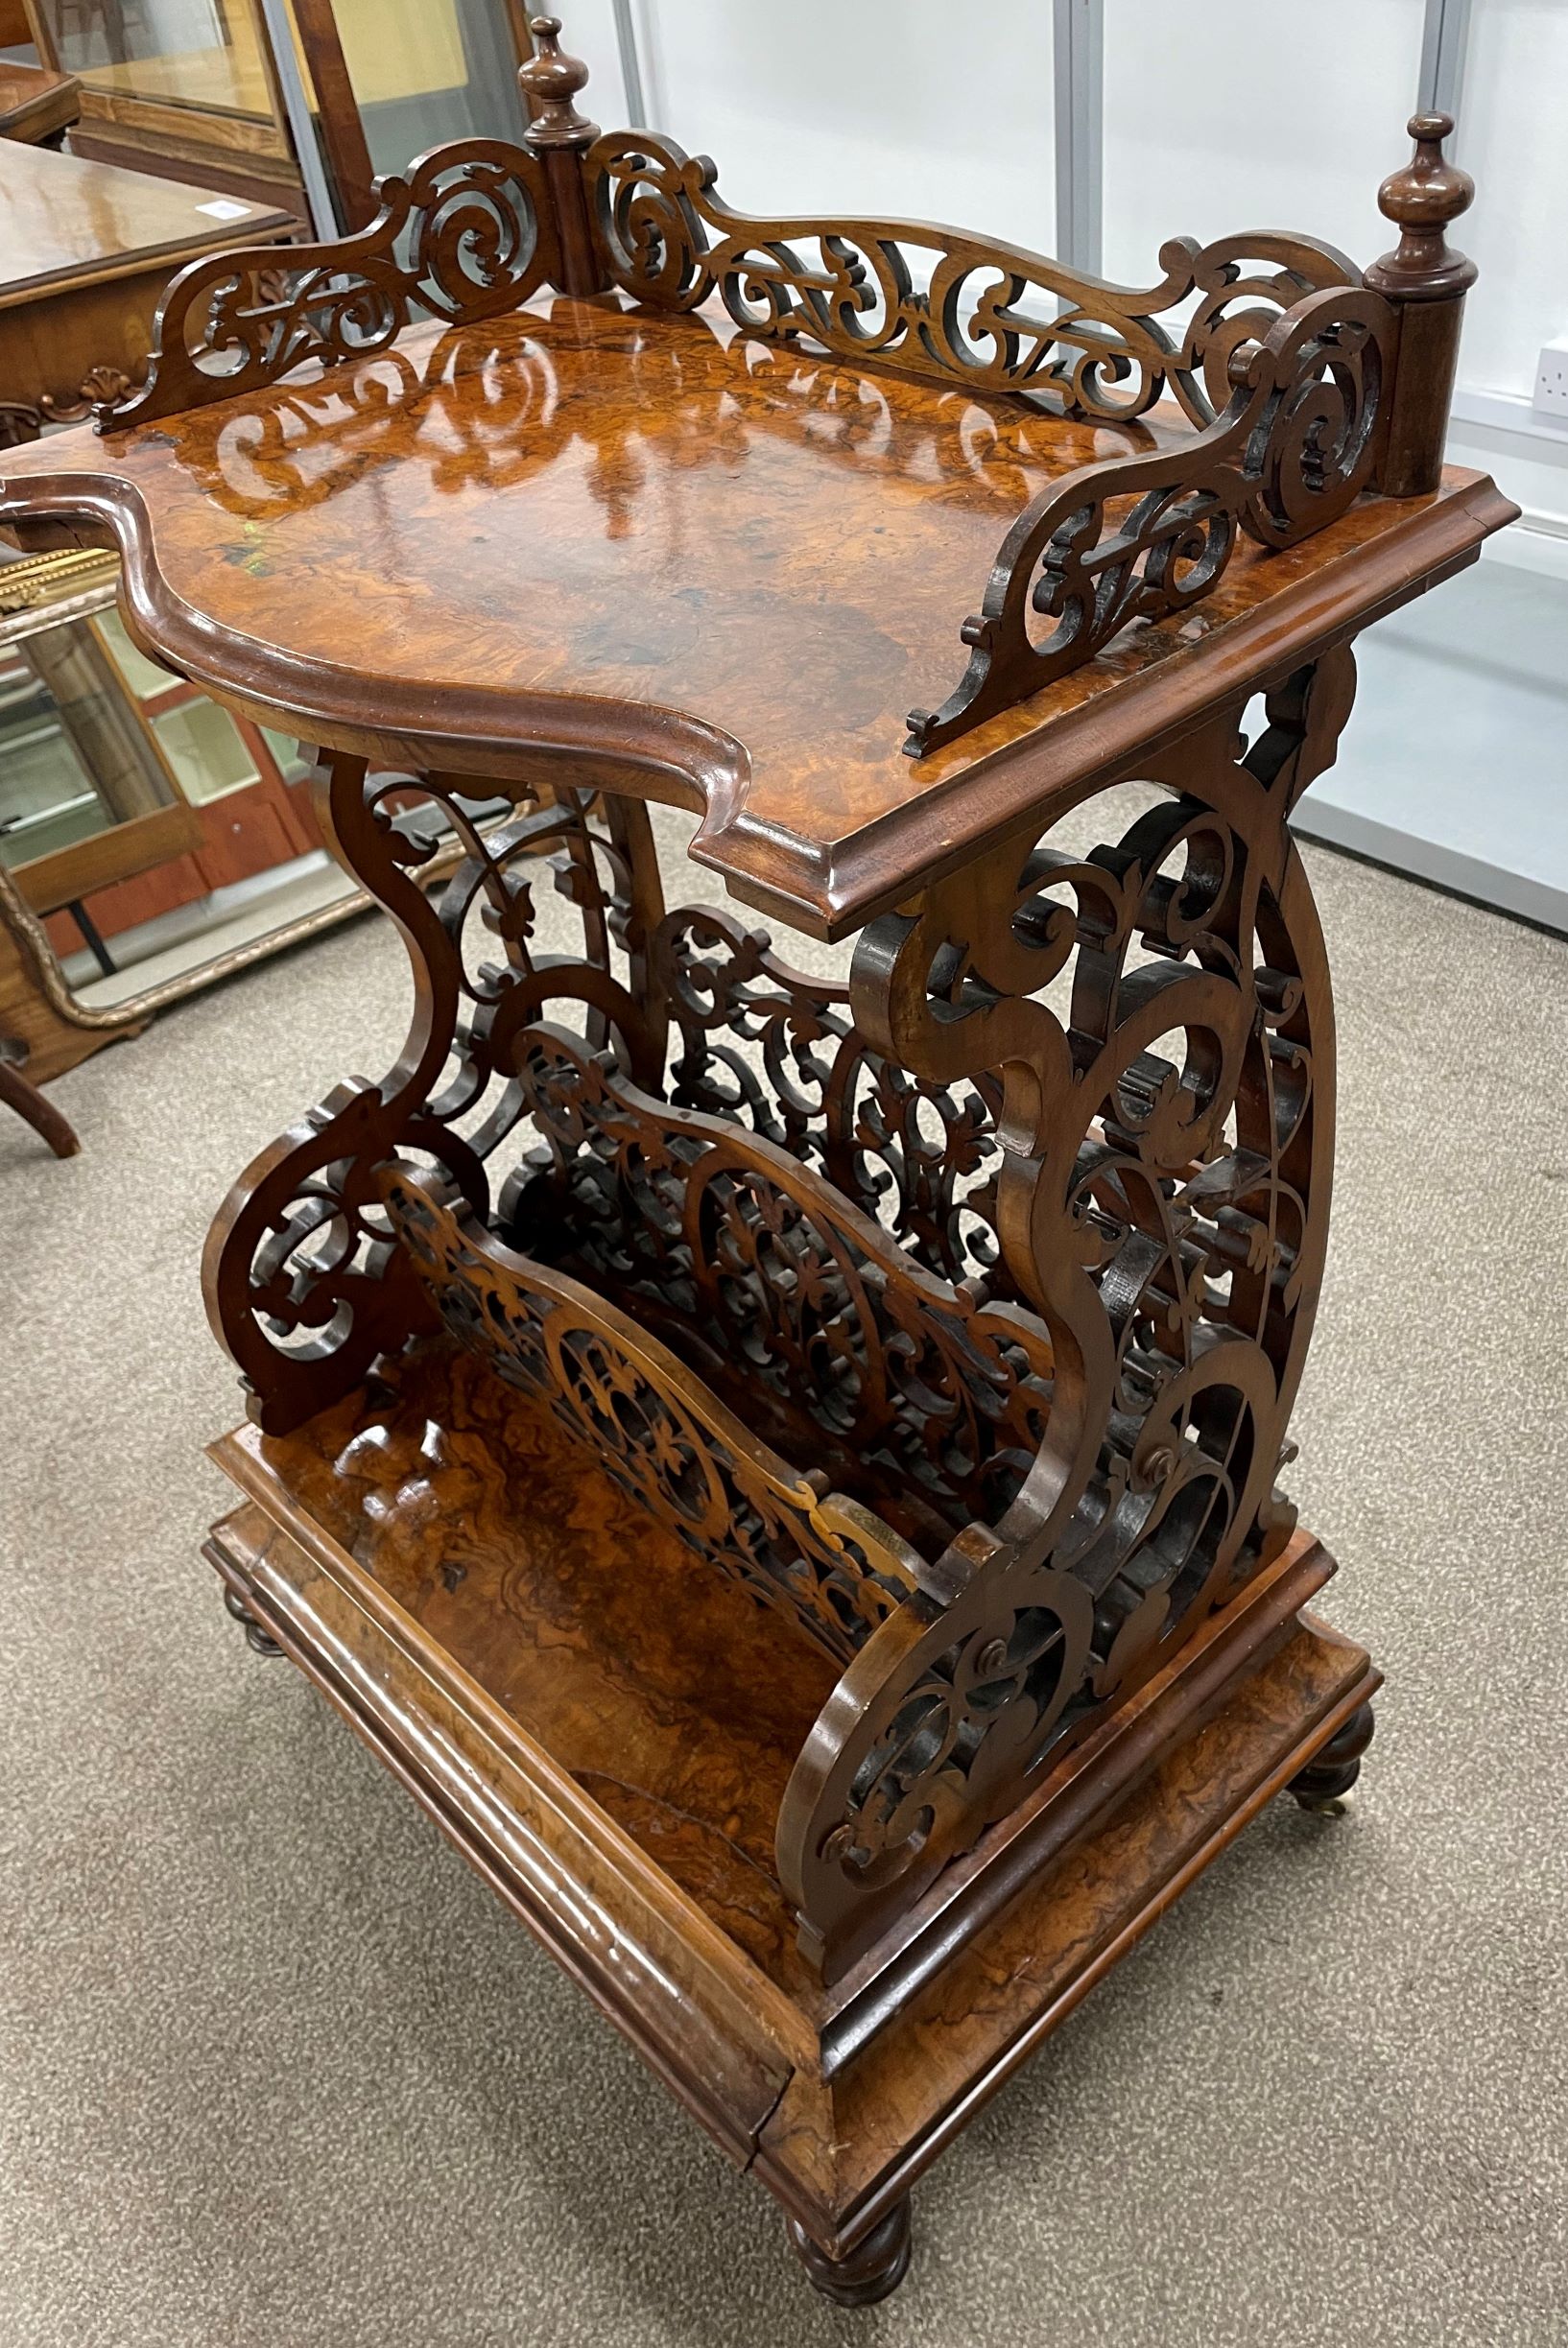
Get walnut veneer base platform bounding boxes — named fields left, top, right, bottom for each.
left=204, top=1334, right=1378, bottom=2301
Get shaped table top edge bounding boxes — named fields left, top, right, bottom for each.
left=0, top=370, right=1516, bottom=941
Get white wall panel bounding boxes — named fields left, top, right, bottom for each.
left=578, top=0, right=1567, bottom=924
left=1456, top=0, right=1568, bottom=391
left=556, top=0, right=631, bottom=132
left=630, top=0, right=1055, bottom=251
left=1101, top=0, right=1425, bottom=285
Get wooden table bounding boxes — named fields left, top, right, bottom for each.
left=0, top=138, right=293, bottom=439
left=0, top=60, right=79, bottom=148
left=0, top=30, right=1514, bottom=2307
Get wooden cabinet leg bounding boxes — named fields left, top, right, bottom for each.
left=1289, top=1699, right=1375, bottom=1812
left=785, top=2199, right=913, bottom=2306
left=223, top=1582, right=283, bottom=1658
left=0, top=1051, right=80, bottom=1158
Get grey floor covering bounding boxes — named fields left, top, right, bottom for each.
left=2, top=819, right=1565, bottom=2347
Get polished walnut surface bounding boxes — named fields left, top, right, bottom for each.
left=213, top=1328, right=1367, bottom=2036
left=0, top=290, right=1510, bottom=935
left=216, top=1334, right=836, bottom=1997
left=0, top=138, right=293, bottom=299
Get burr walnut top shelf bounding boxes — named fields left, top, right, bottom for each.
left=0, top=290, right=1510, bottom=937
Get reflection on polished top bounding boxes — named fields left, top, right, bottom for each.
left=0, top=138, right=292, bottom=297
left=0, top=290, right=1500, bottom=935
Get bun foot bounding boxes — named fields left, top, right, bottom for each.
left=1290, top=1699, right=1374, bottom=1812
left=224, top=1582, right=283, bottom=1658
left=786, top=2199, right=912, bottom=2306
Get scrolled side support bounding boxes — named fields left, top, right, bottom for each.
left=202, top=758, right=666, bottom=1434
left=779, top=652, right=1352, bottom=1975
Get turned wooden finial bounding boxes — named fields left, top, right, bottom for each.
left=1366, top=112, right=1477, bottom=300
left=1365, top=113, right=1478, bottom=499
left=519, top=13, right=597, bottom=150
left=517, top=13, right=605, bottom=297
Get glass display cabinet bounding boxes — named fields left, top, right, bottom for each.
left=24, top=0, right=311, bottom=217
left=0, top=564, right=328, bottom=981
left=312, top=0, right=528, bottom=177
left=24, top=0, right=533, bottom=228
left=0, top=596, right=203, bottom=974
left=0, top=548, right=518, bottom=1125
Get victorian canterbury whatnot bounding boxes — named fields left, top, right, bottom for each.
left=0, top=17, right=1513, bottom=2304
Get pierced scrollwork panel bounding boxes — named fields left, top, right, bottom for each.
left=501, top=1023, right=1054, bottom=1557
left=777, top=652, right=1351, bottom=1969
left=379, top=1163, right=926, bottom=1664
left=649, top=905, right=1006, bottom=1291
left=107, top=140, right=560, bottom=431
left=584, top=130, right=1393, bottom=760
left=204, top=760, right=663, bottom=1434
left=906, top=286, right=1394, bottom=753
left=777, top=1544, right=1099, bottom=1975
left=587, top=129, right=1363, bottom=429
left=202, top=647, right=1349, bottom=1978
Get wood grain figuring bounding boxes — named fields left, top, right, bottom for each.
left=217, top=1336, right=840, bottom=1990
left=206, top=1418, right=1375, bottom=2255
left=585, top=124, right=1424, bottom=756
left=205, top=1498, right=812, bottom=2164
left=756, top=1619, right=1378, bottom=2246
left=0, top=296, right=1515, bottom=936
left=211, top=1325, right=1359, bottom=2030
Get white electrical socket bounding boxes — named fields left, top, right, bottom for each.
left=1532, top=339, right=1568, bottom=423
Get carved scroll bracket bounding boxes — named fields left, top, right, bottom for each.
left=106, top=140, right=561, bottom=433
left=586, top=127, right=1363, bottom=431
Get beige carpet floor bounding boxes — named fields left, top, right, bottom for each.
left=2, top=817, right=1565, bottom=2347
